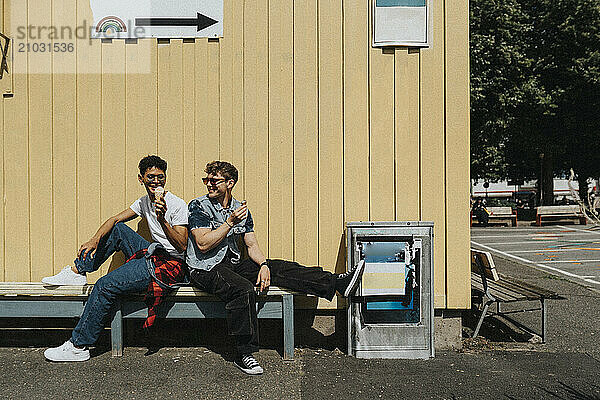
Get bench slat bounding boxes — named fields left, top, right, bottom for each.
left=0, top=282, right=92, bottom=296
left=487, top=207, right=513, bottom=217
left=488, top=280, right=539, bottom=301
left=484, top=274, right=548, bottom=299
left=537, top=205, right=582, bottom=216
left=472, top=274, right=526, bottom=302
left=471, top=272, right=554, bottom=302
left=0, top=282, right=300, bottom=297
left=498, top=274, right=560, bottom=299
left=471, top=250, right=500, bottom=281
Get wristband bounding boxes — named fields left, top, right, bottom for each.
left=225, top=220, right=233, bottom=228
left=260, top=261, right=268, bottom=268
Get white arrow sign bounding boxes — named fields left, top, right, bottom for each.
left=90, top=0, right=223, bottom=39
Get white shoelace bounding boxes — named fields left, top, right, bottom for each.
left=338, top=266, right=356, bottom=279
left=242, top=355, right=260, bottom=369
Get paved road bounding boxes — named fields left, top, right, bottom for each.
left=0, top=346, right=598, bottom=399
left=471, top=224, right=600, bottom=292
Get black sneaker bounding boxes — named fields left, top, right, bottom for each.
left=335, top=259, right=366, bottom=297
left=234, top=354, right=264, bottom=375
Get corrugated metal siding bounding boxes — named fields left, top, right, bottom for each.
left=0, top=0, right=470, bottom=309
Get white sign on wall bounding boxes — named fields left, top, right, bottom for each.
left=90, top=0, right=223, bottom=39
left=373, top=0, right=432, bottom=47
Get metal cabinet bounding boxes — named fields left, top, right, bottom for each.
left=347, top=221, right=434, bottom=359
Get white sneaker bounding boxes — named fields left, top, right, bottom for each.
left=44, top=340, right=90, bottom=362
left=234, top=354, right=264, bottom=375
left=42, top=266, right=87, bottom=286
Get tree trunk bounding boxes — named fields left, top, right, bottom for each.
left=537, top=154, right=554, bottom=206
left=578, top=175, right=589, bottom=206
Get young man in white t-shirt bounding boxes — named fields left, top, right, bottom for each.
left=42, top=155, right=188, bottom=362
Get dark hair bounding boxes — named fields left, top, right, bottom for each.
left=138, top=155, right=167, bottom=176
left=205, top=161, right=238, bottom=184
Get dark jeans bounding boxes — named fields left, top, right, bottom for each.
left=189, top=258, right=336, bottom=355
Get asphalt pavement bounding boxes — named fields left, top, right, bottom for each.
left=471, top=224, right=600, bottom=292
left=1, top=224, right=599, bottom=399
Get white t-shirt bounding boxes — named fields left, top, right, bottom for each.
left=130, top=191, right=188, bottom=259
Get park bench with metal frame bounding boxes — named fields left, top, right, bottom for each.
left=536, top=205, right=587, bottom=226
left=470, top=249, right=563, bottom=343
left=0, top=282, right=299, bottom=360
left=470, top=206, right=517, bottom=226
left=487, top=206, right=517, bottom=226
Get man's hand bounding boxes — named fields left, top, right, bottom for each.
left=256, top=265, right=271, bottom=292
left=227, top=204, right=248, bottom=227
left=78, top=237, right=100, bottom=260
left=155, top=196, right=168, bottom=221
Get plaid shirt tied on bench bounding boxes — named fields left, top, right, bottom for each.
left=126, top=243, right=187, bottom=329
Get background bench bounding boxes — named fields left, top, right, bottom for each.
left=536, top=205, right=586, bottom=226
left=0, top=283, right=298, bottom=360
left=470, top=206, right=517, bottom=226
left=487, top=206, right=517, bottom=226
left=470, top=249, right=563, bottom=342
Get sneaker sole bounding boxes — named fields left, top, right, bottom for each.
left=343, top=259, right=366, bottom=297
left=44, top=352, right=90, bottom=362
left=45, top=356, right=90, bottom=362
left=234, top=362, right=264, bottom=375
left=41, top=279, right=87, bottom=286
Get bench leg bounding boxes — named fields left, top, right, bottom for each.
left=541, top=298, right=546, bottom=343
left=111, top=307, right=123, bottom=357
left=282, top=294, right=294, bottom=361
left=473, top=300, right=493, bottom=339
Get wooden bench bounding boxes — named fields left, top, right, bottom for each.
left=536, top=205, right=587, bottom=226
left=0, top=283, right=299, bottom=360
left=470, top=249, right=563, bottom=342
left=487, top=206, right=517, bottom=226
left=470, top=206, right=517, bottom=226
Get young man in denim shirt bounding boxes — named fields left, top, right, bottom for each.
left=187, top=161, right=365, bottom=375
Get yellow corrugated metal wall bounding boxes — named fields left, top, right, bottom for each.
left=0, top=0, right=470, bottom=309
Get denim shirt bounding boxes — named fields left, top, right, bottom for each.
left=186, top=195, right=254, bottom=271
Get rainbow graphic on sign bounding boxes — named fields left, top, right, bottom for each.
left=96, top=16, right=127, bottom=34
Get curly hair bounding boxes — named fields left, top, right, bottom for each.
left=205, top=161, right=238, bottom=184
left=138, top=155, right=167, bottom=175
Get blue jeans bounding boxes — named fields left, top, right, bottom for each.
left=71, top=223, right=151, bottom=347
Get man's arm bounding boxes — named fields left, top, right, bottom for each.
left=160, top=223, right=188, bottom=253
left=191, top=225, right=230, bottom=253
left=244, top=232, right=270, bottom=291
left=78, top=208, right=138, bottom=259
left=191, top=203, right=248, bottom=252
left=155, top=196, right=188, bottom=253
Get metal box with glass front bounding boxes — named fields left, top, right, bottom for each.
left=347, top=222, right=434, bottom=359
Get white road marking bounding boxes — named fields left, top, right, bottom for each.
left=471, top=240, right=600, bottom=285
left=482, top=239, right=600, bottom=245
left=480, top=241, right=555, bottom=245
left=471, top=232, right=590, bottom=239
left=543, top=259, right=600, bottom=264
left=557, top=225, right=600, bottom=235
left=510, top=248, right=600, bottom=253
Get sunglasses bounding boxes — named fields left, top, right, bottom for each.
left=202, top=177, right=228, bottom=186
left=145, top=174, right=166, bottom=182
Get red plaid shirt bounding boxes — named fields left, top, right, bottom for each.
left=126, top=248, right=186, bottom=329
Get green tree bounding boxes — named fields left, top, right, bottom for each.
left=471, top=0, right=600, bottom=205
left=470, top=0, right=534, bottom=181
left=520, top=0, right=600, bottom=203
